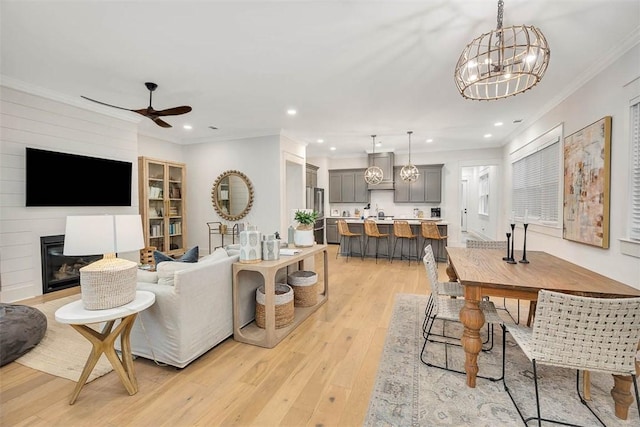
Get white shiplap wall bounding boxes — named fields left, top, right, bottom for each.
left=0, top=85, right=140, bottom=302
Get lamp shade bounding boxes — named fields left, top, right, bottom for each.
left=64, top=215, right=144, bottom=256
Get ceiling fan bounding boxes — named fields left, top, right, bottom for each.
left=81, top=82, right=192, bottom=128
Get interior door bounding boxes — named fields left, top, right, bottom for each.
left=460, top=179, right=468, bottom=232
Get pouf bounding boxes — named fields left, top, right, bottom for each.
left=0, top=303, right=47, bottom=367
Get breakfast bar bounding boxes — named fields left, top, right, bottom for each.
left=341, top=218, right=448, bottom=261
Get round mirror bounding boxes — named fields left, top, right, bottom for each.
left=211, top=170, right=254, bottom=221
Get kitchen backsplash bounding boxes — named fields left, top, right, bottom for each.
left=329, top=191, right=442, bottom=218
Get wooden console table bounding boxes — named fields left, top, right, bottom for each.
left=232, top=244, right=328, bottom=348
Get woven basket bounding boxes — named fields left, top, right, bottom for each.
left=288, top=270, right=318, bottom=307
left=79, top=257, right=138, bottom=310
left=255, top=283, right=294, bottom=329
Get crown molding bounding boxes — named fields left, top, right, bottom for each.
left=0, top=75, right=140, bottom=124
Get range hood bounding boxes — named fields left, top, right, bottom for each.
left=367, top=152, right=395, bottom=190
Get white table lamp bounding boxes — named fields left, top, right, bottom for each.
left=64, top=215, right=144, bottom=310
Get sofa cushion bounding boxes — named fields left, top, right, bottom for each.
left=153, top=246, right=199, bottom=264
left=199, top=247, right=228, bottom=264
left=156, top=261, right=200, bottom=286
left=137, top=269, right=159, bottom=284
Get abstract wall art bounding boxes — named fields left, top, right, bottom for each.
left=562, top=116, right=612, bottom=248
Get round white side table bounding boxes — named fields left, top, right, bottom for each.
left=55, top=290, right=155, bottom=404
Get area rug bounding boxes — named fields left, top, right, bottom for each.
left=14, top=295, right=114, bottom=382
left=364, top=293, right=638, bottom=426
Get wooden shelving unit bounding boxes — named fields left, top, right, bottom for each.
left=138, top=157, right=187, bottom=257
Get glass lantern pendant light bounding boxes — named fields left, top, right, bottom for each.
left=400, top=131, right=420, bottom=182
left=364, top=135, right=384, bottom=185
left=454, top=0, right=550, bottom=101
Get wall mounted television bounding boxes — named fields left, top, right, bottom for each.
left=26, top=147, right=133, bottom=207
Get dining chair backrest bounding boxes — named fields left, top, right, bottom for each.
left=421, top=222, right=444, bottom=240
left=393, top=220, right=415, bottom=238
left=422, top=245, right=440, bottom=298
left=465, top=239, right=507, bottom=250
left=531, top=290, right=640, bottom=375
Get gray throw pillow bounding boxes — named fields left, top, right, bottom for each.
left=153, top=246, right=199, bottom=264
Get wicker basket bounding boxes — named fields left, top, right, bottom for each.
left=79, top=257, right=138, bottom=310
left=288, top=270, right=318, bottom=307
left=255, top=283, right=294, bottom=329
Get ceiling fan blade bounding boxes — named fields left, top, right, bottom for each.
left=152, top=117, right=172, bottom=128
left=80, top=96, right=133, bottom=112
left=155, top=106, right=192, bottom=116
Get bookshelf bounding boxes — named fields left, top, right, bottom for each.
left=138, top=157, right=187, bottom=257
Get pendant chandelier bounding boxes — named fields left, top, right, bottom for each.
left=454, top=0, right=550, bottom=101
left=400, top=131, right=420, bottom=182
left=364, top=135, right=384, bottom=185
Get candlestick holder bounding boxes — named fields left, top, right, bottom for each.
left=503, top=232, right=511, bottom=261
left=519, top=223, right=530, bottom=264
left=507, top=223, right=517, bottom=264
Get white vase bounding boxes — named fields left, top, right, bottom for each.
left=294, top=227, right=314, bottom=247
left=240, top=225, right=261, bottom=263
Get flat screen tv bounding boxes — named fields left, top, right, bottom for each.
left=26, top=147, right=132, bottom=207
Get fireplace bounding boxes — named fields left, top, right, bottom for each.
left=40, top=235, right=101, bottom=294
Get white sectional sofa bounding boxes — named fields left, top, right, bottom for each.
left=120, top=248, right=261, bottom=368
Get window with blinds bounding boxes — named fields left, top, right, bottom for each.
left=630, top=100, right=640, bottom=241
left=512, top=140, right=560, bottom=224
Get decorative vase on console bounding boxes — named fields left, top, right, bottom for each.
left=239, top=224, right=261, bottom=263
left=293, top=210, right=318, bottom=248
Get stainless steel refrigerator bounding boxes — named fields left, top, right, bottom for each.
left=306, top=187, right=324, bottom=243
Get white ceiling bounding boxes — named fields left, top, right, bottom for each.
left=1, top=1, right=639, bottom=158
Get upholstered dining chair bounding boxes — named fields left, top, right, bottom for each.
left=502, top=290, right=640, bottom=427
left=421, top=245, right=504, bottom=381
left=363, top=219, right=390, bottom=263
left=421, top=221, right=447, bottom=263
left=391, top=220, right=419, bottom=265
left=336, top=219, right=362, bottom=261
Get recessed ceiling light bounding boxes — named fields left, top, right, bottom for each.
left=317, top=139, right=324, bottom=143
left=376, top=142, right=382, bottom=147
left=287, top=109, right=297, bottom=115
left=183, top=124, right=193, bottom=130
left=494, top=122, right=503, bottom=127
left=330, top=146, right=336, bottom=151
left=426, top=138, right=434, bottom=143
left=484, top=134, right=492, bottom=138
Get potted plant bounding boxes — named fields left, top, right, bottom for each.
left=293, top=210, right=319, bottom=247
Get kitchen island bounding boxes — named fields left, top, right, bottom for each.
left=333, top=218, right=448, bottom=262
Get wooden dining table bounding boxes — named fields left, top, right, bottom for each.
left=446, top=247, right=640, bottom=420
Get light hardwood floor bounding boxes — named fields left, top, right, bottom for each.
left=1, top=245, right=440, bottom=426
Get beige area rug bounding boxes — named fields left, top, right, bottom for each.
left=15, top=295, right=114, bottom=382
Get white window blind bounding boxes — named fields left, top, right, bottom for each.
left=512, top=141, right=560, bottom=224
left=630, top=100, right=640, bottom=240
left=479, top=173, right=489, bottom=215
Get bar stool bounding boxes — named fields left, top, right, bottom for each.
left=392, top=220, right=419, bottom=265
left=421, top=221, right=447, bottom=263
left=363, top=219, right=390, bottom=263
left=336, top=219, right=363, bottom=261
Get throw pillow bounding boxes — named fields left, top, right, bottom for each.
left=198, top=247, right=229, bottom=264
left=153, top=246, right=199, bottom=264
left=156, top=261, right=199, bottom=286
left=137, top=269, right=159, bottom=284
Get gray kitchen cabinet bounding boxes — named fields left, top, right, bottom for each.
left=367, top=152, right=395, bottom=190
left=328, top=169, right=369, bottom=203
left=394, top=164, right=443, bottom=203
left=306, top=163, right=318, bottom=188
left=325, top=218, right=339, bottom=244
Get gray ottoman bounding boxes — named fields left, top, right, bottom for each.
left=0, top=303, right=47, bottom=367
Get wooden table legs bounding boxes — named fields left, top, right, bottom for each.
left=68, top=314, right=139, bottom=404
left=459, top=287, right=484, bottom=388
